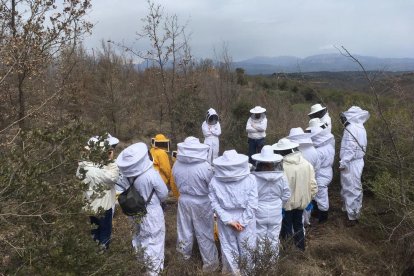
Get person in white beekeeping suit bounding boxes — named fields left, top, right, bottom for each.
left=173, top=137, right=219, bottom=272
left=286, top=127, right=320, bottom=226
left=246, top=106, right=267, bottom=164
left=306, top=118, right=335, bottom=223
left=339, top=106, right=370, bottom=227
left=251, top=145, right=290, bottom=255
left=273, top=138, right=317, bottom=251
left=116, top=143, right=168, bottom=275
left=209, top=150, right=258, bottom=275
left=308, top=103, right=332, bottom=132
left=77, top=135, right=119, bottom=250
left=202, top=108, right=221, bottom=163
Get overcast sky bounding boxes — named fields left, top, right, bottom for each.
left=84, top=0, right=414, bottom=61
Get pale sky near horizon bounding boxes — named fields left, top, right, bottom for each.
left=84, top=0, right=414, bottom=61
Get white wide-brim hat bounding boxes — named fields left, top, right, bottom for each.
left=272, top=138, right=299, bottom=151
left=252, top=145, right=283, bottom=163
left=308, top=103, right=327, bottom=115
left=287, top=127, right=313, bottom=145
left=250, top=106, right=266, bottom=114
left=213, top=150, right=250, bottom=181
left=177, top=136, right=209, bottom=160
left=116, top=142, right=153, bottom=177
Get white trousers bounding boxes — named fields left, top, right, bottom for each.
left=217, top=212, right=256, bottom=275
left=341, top=159, right=364, bottom=220
left=132, top=204, right=165, bottom=275
left=204, top=136, right=219, bottom=163
left=315, top=166, right=333, bottom=211
left=176, top=194, right=219, bottom=272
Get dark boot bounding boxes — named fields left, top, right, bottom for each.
left=318, top=210, right=329, bottom=223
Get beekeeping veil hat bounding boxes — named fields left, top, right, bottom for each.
left=116, top=142, right=153, bottom=177
left=177, top=136, right=209, bottom=162
left=213, top=150, right=250, bottom=182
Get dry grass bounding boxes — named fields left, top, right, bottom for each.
left=111, top=186, right=399, bottom=275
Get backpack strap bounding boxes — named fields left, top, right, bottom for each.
left=128, top=177, right=156, bottom=205
left=146, top=188, right=156, bottom=205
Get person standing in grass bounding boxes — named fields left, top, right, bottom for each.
left=77, top=135, right=119, bottom=251
left=339, top=106, right=370, bottom=227
left=273, top=139, right=317, bottom=251
left=209, top=150, right=258, bottom=275
left=252, top=145, right=290, bottom=254
left=173, top=137, right=219, bottom=272
left=246, top=106, right=267, bottom=164
left=116, top=143, right=168, bottom=275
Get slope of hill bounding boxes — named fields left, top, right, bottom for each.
left=234, top=54, right=414, bottom=74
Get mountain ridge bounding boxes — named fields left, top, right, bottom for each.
left=234, top=54, right=414, bottom=74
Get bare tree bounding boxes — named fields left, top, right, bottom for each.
left=0, top=0, right=92, bottom=131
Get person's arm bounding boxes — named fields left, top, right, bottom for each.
left=158, top=151, right=172, bottom=186
left=246, top=118, right=257, bottom=133
left=171, top=164, right=181, bottom=199
left=152, top=171, right=169, bottom=202
left=309, top=165, right=318, bottom=198
left=202, top=122, right=212, bottom=137
left=211, top=122, right=221, bottom=136
left=280, top=175, right=291, bottom=205
left=240, top=177, right=258, bottom=227
left=254, top=117, right=267, bottom=132
left=209, top=182, right=233, bottom=224
left=339, top=126, right=357, bottom=170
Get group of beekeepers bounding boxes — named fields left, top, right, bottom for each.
left=77, top=104, right=369, bottom=275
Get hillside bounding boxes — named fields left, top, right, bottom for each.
left=234, top=54, right=414, bottom=74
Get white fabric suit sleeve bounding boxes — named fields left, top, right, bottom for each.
left=254, top=118, right=267, bottom=132
left=83, top=163, right=119, bottom=187
left=152, top=172, right=169, bottom=202
left=309, top=165, right=318, bottom=198
left=211, top=122, right=221, bottom=136
left=280, top=175, right=291, bottom=205
left=340, top=127, right=358, bottom=169
left=209, top=184, right=233, bottom=224
left=240, top=178, right=258, bottom=227
left=202, top=122, right=213, bottom=137
left=246, top=118, right=256, bottom=133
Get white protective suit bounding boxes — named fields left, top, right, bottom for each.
left=246, top=116, right=267, bottom=139
left=202, top=108, right=221, bottom=163
left=172, top=137, right=219, bottom=272
left=253, top=170, right=290, bottom=251
left=77, top=161, right=119, bottom=213
left=286, top=127, right=320, bottom=225
left=209, top=150, right=258, bottom=275
left=310, top=127, right=335, bottom=212
left=321, top=112, right=332, bottom=132
left=340, top=106, right=369, bottom=220
left=116, top=143, right=168, bottom=276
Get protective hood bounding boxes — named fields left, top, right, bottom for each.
left=177, top=136, right=209, bottom=163
left=343, top=106, right=370, bottom=125
left=310, top=127, right=334, bottom=147
left=253, top=170, right=284, bottom=182
left=286, top=127, right=313, bottom=145
left=206, top=108, right=219, bottom=122
left=213, top=150, right=250, bottom=182
left=116, top=142, right=153, bottom=177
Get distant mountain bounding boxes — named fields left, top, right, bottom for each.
left=234, top=54, right=414, bottom=74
